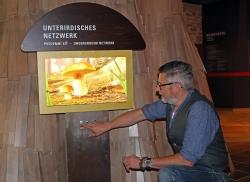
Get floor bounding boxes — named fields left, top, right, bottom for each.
left=229, top=149, right=250, bottom=181
left=216, top=108, right=250, bottom=181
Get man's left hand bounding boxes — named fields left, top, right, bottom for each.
left=123, top=155, right=141, bottom=172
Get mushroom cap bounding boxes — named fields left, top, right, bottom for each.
left=61, top=62, right=96, bottom=77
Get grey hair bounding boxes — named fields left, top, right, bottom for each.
left=158, top=60, right=194, bottom=90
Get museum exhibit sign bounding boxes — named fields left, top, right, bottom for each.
left=21, top=2, right=145, bottom=114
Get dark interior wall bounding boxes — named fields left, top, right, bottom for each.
left=203, top=0, right=250, bottom=107
left=203, top=0, right=242, bottom=72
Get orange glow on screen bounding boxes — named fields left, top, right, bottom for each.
left=45, top=57, right=127, bottom=106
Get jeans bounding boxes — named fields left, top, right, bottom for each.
left=158, top=165, right=229, bottom=182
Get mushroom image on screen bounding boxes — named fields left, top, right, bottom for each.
left=61, top=62, right=96, bottom=96
left=57, top=84, right=74, bottom=100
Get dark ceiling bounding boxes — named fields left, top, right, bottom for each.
left=183, top=0, right=224, bottom=5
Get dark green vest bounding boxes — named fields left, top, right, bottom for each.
left=166, top=90, right=229, bottom=171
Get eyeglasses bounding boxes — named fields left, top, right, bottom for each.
left=154, top=81, right=179, bottom=89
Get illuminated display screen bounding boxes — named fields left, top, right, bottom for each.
left=37, top=50, right=134, bottom=114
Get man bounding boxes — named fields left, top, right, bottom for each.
left=83, top=60, right=229, bottom=182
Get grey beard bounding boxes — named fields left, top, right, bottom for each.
left=161, top=96, right=176, bottom=105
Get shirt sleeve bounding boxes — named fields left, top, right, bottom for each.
left=141, top=100, right=167, bottom=121
left=180, top=101, right=219, bottom=163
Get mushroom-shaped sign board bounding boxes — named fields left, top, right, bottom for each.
left=21, top=2, right=145, bottom=114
